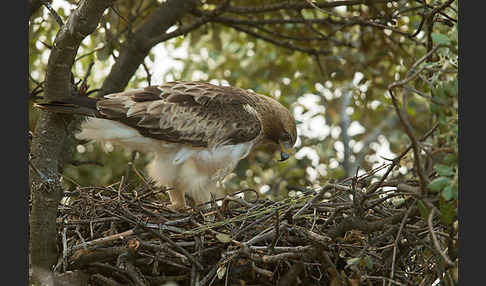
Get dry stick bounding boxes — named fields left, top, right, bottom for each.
left=134, top=220, right=204, bottom=270
left=124, top=261, right=147, bottom=286
left=388, top=202, right=415, bottom=286
left=245, top=250, right=306, bottom=264
left=64, top=217, right=121, bottom=225
left=199, top=262, right=219, bottom=286
left=351, top=168, right=362, bottom=216
left=225, top=260, right=231, bottom=286
left=388, top=45, right=444, bottom=193
left=62, top=227, right=68, bottom=272
left=243, top=221, right=288, bottom=247
left=269, top=210, right=280, bottom=251
left=362, top=275, right=408, bottom=286
left=75, top=226, right=89, bottom=250
left=251, top=261, right=273, bottom=278
left=91, top=274, right=124, bottom=286
left=250, top=245, right=312, bottom=252
left=321, top=206, right=346, bottom=229
left=234, top=209, right=278, bottom=238
left=292, top=184, right=333, bottom=220
left=110, top=206, right=205, bottom=270
left=89, top=262, right=132, bottom=284
left=71, top=229, right=135, bottom=251
left=428, top=208, right=455, bottom=266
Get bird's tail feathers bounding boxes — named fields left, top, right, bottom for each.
left=34, top=97, right=100, bottom=117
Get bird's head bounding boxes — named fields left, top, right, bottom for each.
left=260, top=99, right=297, bottom=162
left=276, top=110, right=297, bottom=162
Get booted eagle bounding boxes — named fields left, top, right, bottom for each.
left=36, top=81, right=297, bottom=210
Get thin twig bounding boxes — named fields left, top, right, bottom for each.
left=427, top=208, right=455, bottom=266
left=41, top=0, right=64, bottom=26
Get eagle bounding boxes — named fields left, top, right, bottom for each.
left=36, top=81, right=297, bottom=210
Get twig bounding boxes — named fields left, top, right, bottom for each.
left=292, top=185, right=332, bottom=220
left=251, top=261, right=273, bottom=278
left=389, top=202, right=415, bottom=285
left=269, top=210, right=280, bottom=251
left=124, top=215, right=204, bottom=270
left=362, top=275, right=408, bottom=286
left=427, top=208, right=455, bottom=266
left=71, top=229, right=136, bottom=251
left=388, top=45, right=444, bottom=193
left=41, top=0, right=64, bottom=26
left=62, top=227, right=68, bottom=272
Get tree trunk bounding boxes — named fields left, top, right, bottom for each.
left=29, top=1, right=115, bottom=284
left=29, top=113, right=69, bottom=284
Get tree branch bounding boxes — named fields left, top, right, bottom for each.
left=339, top=90, right=353, bottom=177
left=98, top=0, right=198, bottom=97
left=226, top=0, right=392, bottom=14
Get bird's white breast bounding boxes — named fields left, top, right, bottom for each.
left=77, top=117, right=255, bottom=184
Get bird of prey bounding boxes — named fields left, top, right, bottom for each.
left=36, top=81, right=297, bottom=210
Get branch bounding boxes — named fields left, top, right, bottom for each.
left=226, top=0, right=392, bottom=14
left=327, top=206, right=418, bottom=239
left=44, top=0, right=115, bottom=102
left=428, top=208, right=455, bottom=266
left=220, top=22, right=329, bottom=55
left=388, top=45, right=444, bottom=193
left=98, top=0, right=198, bottom=97
left=339, top=90, right=353, bottom=177
left=41, top=0, right=64, bottom=26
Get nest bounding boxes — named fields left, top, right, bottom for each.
left=56, top=167, right=453, bottom=286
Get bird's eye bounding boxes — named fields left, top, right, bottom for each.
left=282, top=133, right=291, bottom=141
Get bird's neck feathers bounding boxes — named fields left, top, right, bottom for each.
left=251, top=95, right=289, bottom=144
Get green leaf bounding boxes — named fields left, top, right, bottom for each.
left=441, top=185, right=453, bottom=201
left=452, top=184, right=458, bottom=200
left=439, top=198, right=456, bottom=224
left=428, top=177, right=451, bottom=191
left=443, top=153, right=457, bottom=164
left=431, top=33, right=451, bottom=46
left=434, top=164, right=454, bottom=177
left=417, top=200, right=430, bottom=220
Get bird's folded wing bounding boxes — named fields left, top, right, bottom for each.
left=97, top=81, right=262, bottom=148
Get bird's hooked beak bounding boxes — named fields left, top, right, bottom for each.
left=278, top=141, right=294, bottom=162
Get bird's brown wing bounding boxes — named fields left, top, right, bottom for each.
left=96, top=81, right=262, bottom=148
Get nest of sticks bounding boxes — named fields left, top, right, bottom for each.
left=55, top=163, right=455, bottom=286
